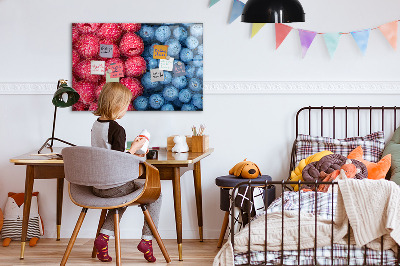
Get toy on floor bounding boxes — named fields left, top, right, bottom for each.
left=229, top=159, right=261, bottom=179
left=1, top=192, right=44, bottom=247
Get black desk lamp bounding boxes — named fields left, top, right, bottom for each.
left=38, top=79, right=80, bottom=154
left=241, top=0, right=305, bottom=23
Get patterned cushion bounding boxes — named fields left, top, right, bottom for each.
left=294, top=131, right=385, bottom=166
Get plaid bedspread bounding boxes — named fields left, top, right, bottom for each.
left=234, top=191, right=397, bottom=265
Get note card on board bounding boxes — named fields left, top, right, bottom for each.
left=91, top=61, right=105, bottom=75
left=159, top=57, right=174, bottom=71
left=106, top=72, right=119, bottom=82
left=100, top=44, right=113, bottom=58
left=150, top=69, right=165, bottom=82
left=109, top=62, right=124, bottom=78
left=173, top=62, right=186, bottom=77
left=153, top=45, right=168, bottom=59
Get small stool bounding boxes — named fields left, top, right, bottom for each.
left=215, top=175, right=275, bottom=248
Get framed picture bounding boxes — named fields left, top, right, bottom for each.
left=72, top=23, right=203, bottom=111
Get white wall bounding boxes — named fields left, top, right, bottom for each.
left=1, top=0, right=400, bottom=239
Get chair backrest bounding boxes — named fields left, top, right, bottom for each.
left=62, top=146, right=145, bottom=187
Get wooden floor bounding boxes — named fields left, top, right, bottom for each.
left=0, top=239, right=221, bottom=265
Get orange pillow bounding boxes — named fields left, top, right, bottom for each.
left=347, top=146, right=391, bottom=180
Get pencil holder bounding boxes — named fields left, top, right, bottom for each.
left=191, top=135, right=209, bottom=153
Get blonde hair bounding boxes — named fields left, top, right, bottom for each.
left=93, top=82, right=132, bottom=120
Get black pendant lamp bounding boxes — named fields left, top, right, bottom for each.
left=242, top=0, right=305, bottom=23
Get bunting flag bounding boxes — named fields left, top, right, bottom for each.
left=378, top=21, right=398, bottom=50
left=275, top=23, right=293, bottom=49
left=351, top=29, right=370, bottom=55
left=209, top=0, right=220, bottom=7
left=323, top=33, right=341, bottom=58
left=298, top=29, right=317, bottom=58
left=229, top=0, right=245, bottom=24
left=251, top=23, right=266, bottom=38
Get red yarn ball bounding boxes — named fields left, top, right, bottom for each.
left=72, top=49, right=80, bottom=67
left=120, top=77, right=143, bottom=100
left=75, top=23, right=101, bottom=34
left=72, top=25, right=80, bottom=45
left=73, top=81, right=96, bottom=105
left=124, top=56, right=147, bottom=77
left=74, top=60, right=100, bottom=83
left=121, top=23, right=141, bottom=32
left=95, top=81, right=106, bottom=99
left=72, top=100, right=89, bottom=111
left=89, top=102, right=98, bottom=111
left=119, top=33, right=144, bottom=57
left=97, top=23, right=122, bottom=42
left=76, top=34, right=100, bottom=59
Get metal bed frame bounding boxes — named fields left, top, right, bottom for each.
left=230, top=106, right=400, bottom=266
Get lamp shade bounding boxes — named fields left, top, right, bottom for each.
left=241, top=0, right=305, bottom=23
left=52, top=83, right=80, bottom=108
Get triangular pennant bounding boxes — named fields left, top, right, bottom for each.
left=378, top=21, right=397, bottom=50
left=351, top=29, right=370, bottom=55
left=275, top=23, right=293, bottom=49
left=298, top=29, right=317, bottom=58
left=251, top=23, right=266, bottom=38
left=323, top=33, right=341, bottom=58
left=209, top=0, right=220, bottom=7
left=229, top=0, right=245, bottom=24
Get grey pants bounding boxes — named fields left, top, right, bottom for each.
left=92, top=180, right=162, bottom=240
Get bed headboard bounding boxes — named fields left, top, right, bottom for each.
left=290, top=106, right=400, bottom=179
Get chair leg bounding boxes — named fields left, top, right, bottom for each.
left=141, top=205, right=171, bottom=263
left=91, top=209, right=108, bottom=258
left=217, top=211, right=230, bottom=248
left=60, top=208, right=88, bottom=266
left=114, top=209, right=121, bottom=266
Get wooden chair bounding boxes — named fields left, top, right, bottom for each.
left=60, top=146, right=171, bottom=265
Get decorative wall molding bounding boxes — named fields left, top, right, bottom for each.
left=1, top=81, right=400, bottom=95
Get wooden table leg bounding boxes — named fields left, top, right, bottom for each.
left=56, top=178, right=64, bottom=241
left=172, top=167, right=183, bottom=261
left=193, top=161, right=203, bottom=242
left=20, top=165, right=35, bottom=259
left=217, top=211, right=230, bottom=248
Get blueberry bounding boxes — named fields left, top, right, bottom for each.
left=188, top=78, right=202, bottom=92
left=160, top=71, right=172, bottom=85
left=172, top=76, right=188, bottom=89
left=162, top=85, right=179, bottom=101
left=191, top=94, right=203, bottom=109
left=185, top=36, right=199, bottom=50
left=185, top=64, right=195, bottom=78
left=196, top=44, right=203, bottom=56
left=165, top=39, right=181, bottom=57
left=173, top=98, right=183, bottom=108
left=161, top=103, right=175, bottom=111
left=191, top=54, right=203, bottom=67
left=155, top=26, right=171, bottom=43
left=149, top=43, right=160, bottom=57
left=196, top=67, right=203, bottom=78
left=180, top=48, right=194, bottom=63
left=178, top=89, right=192, bottom=103
left=141, top=72, right=159, bottom=89
left=133, top=96, right=148, bottom=111
left=145, top=57, right=158, bottom=70
left=149, top=94, right=165, bottom=109
left=173, top=26, right=188, bottom=42
left=190, top=24, right=203, bottom=37
left=139, top=25, right=155, bottom=43
left=181, top=104, right=196, bottom=111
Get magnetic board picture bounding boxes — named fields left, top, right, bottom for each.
left=72, top=23, right=203, bottom=111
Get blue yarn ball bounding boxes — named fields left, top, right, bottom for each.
left=185, top=36, right=199, bottom=50
left=155, top=26, right=171, bottom=43
left=191, top=54, right=203, bottom=67
left=191, top=94, right=203, bottom=109
left=145, top=57, right=158, bottom=70
left=149, top=94, right=165, bottom=109
left=188, top=78, right=202, bottom=92
left=139, top=25, right=155, bottom=43
left=173, top=98, right=183, bottom=108
left=161, top=103, right=175, bottom=111
left=165, top=39, right=181, bottom=57
left=160, top=71, right=172, bottom=85
left=173, top=26, right=188, bottom=42
left=148, top=43, right=161, bottom=57
left=181, top=104, right=196, bottom=111
left=133, top=96, right=149, bottom=111
left=172, top=76, right=188, bottom=89
left=196, top=44, right=203, bottom=56
left=162, top=85, right=179, bottom=101
left=141, top=72, right=159, bottom=89
left=185, top=64, right=195, bottom=78
left=190, top=24, right=203, bottom=37
left=195, top=67, right=203, bottom=78
left=178, top=89, right=192, bottom=103
left=180, top=48, right=194, bottom=63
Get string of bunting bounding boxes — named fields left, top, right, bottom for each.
left=209, top=0, right=399, bottom=58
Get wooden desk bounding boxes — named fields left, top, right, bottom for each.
left=10, top=147, right=213, bottom=261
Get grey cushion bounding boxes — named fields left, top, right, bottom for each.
left=382, top=126, right=400, bottom=184
left=69, top=180, right=145, bottom=208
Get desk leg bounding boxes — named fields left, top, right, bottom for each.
left=193, top=161, right=203, bottom=242
left=172, top=167, right=183, bottom=261
left=56, top=178, right=64, bottom=241
left=20, top=165, right=34, bottom=259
